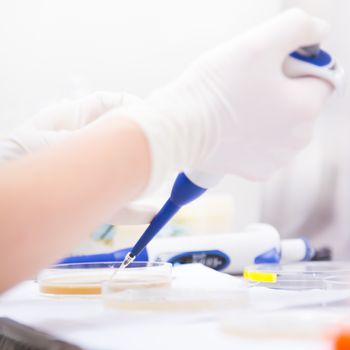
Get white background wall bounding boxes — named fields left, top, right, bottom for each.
left=0, top=0, right=282, bottom=131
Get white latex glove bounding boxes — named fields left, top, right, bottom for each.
left=0, top=92, right=156, bottom=224
left=117, top=9, right=333, bottom=191
left=0, top=92, right=141, bottom=161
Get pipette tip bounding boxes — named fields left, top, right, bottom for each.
left=120, top=252, right=135, bottom=269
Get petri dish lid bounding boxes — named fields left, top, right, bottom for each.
left=102, top=284, right=250, bottom=312
left=38, top=261, right=172, bottom=296
left=324, top=272, right=350, bottom=295
left=324, top=272, right=350, bottom=289
left=244, top=261, right=350, bottom=290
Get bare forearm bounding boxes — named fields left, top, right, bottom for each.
left=0, top=117, right=150, bottom=291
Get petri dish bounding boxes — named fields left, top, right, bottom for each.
left=38, top=261, right=172, bottom=296
left=244, top=261, right=350, bottom=290
left=324, top=273, right=350, bottom=290
left=323, top=273, right=350, bottom=305
left=102, top=285, right=250, bottom=312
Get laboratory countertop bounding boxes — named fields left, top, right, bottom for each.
left=0, top=265, right=344, bottom=350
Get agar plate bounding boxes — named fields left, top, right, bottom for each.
left=38, top=261, right=172, bottom=296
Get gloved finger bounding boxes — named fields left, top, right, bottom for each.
left=23, top=92, right=143, bottom=131
left=0, top=129, right=74, bottom=163
left=21, top=100, right=81, bottom=131
left=0, top=136, right=32, bottom=165
left=286, top=77, right=333, bottom=121
left=254, top=9, right=330, bottom=62
left=107, top=203, right=156, bottom=225
left=288, top=119, right=315, bottom=150
left=74, top=92, right=143, bottom=128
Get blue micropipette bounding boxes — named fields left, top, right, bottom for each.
left=120, top=45, right=342, bottom=269
left=120, top=171, right=209, bottom=267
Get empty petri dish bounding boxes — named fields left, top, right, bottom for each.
left=38, top=261, right=172, bottom=296
left=322, top=273, right=350, bottom=305
left=244, top=261, right=350, bottom=290
left=102, top=285, right=250, bottom=311
left=324, top=273, right=350, bottom=290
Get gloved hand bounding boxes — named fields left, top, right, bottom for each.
left=116, top=9, right=333, bottom=191
left=0, top=92, right=142, bottom=162
left=0, top=92, right=156, bottom=224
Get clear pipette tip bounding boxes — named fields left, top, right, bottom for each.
left=120, top=252, right=135, bottom=269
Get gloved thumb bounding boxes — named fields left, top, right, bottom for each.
left=256, top=8, right=330, bottom=61
left=21, top=92, right=144, bottom=131
left=0, top=129, right=73, bottom=164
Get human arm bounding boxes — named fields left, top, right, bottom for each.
left=0, top=92, right=156, bottom=225
left=0, top=116, right=150, bottom=291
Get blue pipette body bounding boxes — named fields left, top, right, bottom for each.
left=130, top=172, right=206, bottom=258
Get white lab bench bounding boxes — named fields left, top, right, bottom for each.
left=0, top=265, right=340, bottom=350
